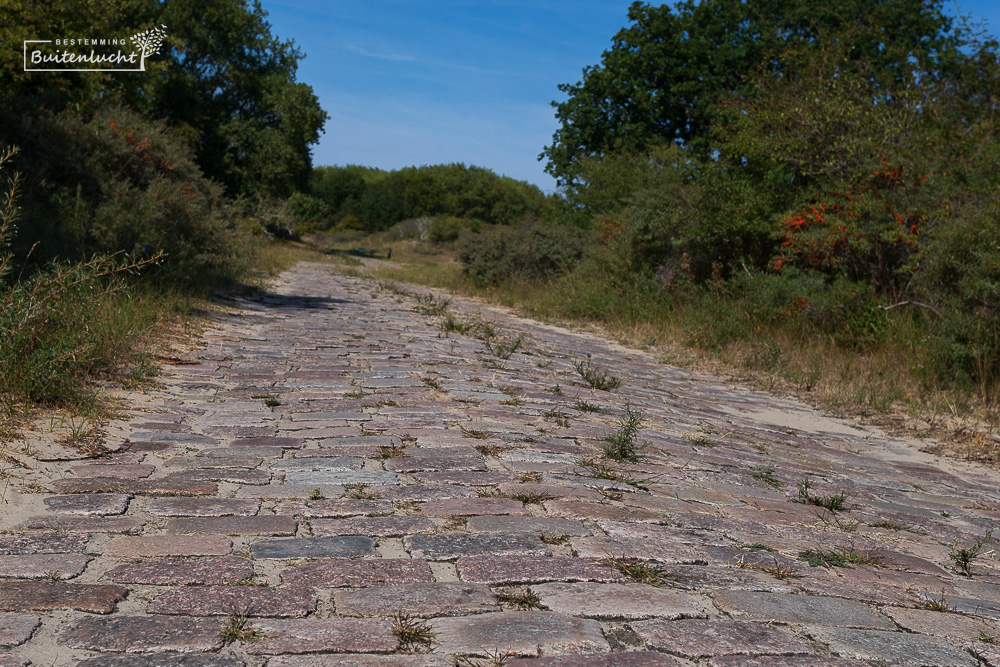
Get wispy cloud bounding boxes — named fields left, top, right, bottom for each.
left=342, top=43, right=416, bottom=62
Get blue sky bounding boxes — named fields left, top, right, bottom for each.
left=260, top=1, right=1000, bottom=193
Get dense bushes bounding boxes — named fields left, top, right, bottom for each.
left=3, top=105, right=251, bottom=287
left=458, top=220, right=586, bottom=286
left=308, top=163, right=547, bottom=232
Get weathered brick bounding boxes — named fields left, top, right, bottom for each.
left=43, top=493, right=130, bottom=515
left=631, top=619, right=815, bottom=660
left=72, top=464, right=156, bottom=479
left=0, top=553, right=90, bottom=580
left=0, top=581, right=127, bottom=614
left=429, top=612, right=609, bottom=656
left=16, top=516, right=145, bottom=532
left=165, top=516, right=296, bottom=536
left=0, top=533, right=88, bottom=555
left=532, top=582, right=709, bottom=620
left=147, top=498, right=261, bottom=517
left=251, top=536, right=375, bottom=559
left=282, top=558, right=435, bottom=588
left=106, top=535, right=231, bottom=557
left=272, top=499, right=394, bottom=517
left=148, top=585, right=315, bottom=617
left=244, top=618, right=396, bottom=655
left=311, top=516, right=436, bottom=537
left=74, top=655, right=245, bottom=667
left=334, top=583, right=499, bottom=617
left=0, top=613, right=39, bottom=647
left=507, top=654, right=680, bottom=666
left=59, top=616, right=223, bottom=653
left=457, top=556, right=625, bottom=585
left=404, top=533, right=550, bottom=560
left=104, top=556, right=254, bottom=585
left=420, top=497, right=528, bottom=517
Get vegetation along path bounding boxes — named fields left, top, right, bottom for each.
left=3, top=262, right=1000, bottom=667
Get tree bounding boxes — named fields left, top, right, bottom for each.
left=147, top=0, right=327, bottom=198
left=542, top=0, right=966, bottom=186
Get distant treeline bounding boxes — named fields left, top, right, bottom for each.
left=288, top=163, right=549, bottom=233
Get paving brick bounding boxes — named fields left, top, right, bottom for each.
left=166, top=516, right=296, bottom=536
left=420, top=497, right=529, bottom=517
left=415, top=471, right=520, bottom=486
left=251, top=536, right=376, bottom=559
left=284, top=471, right=398, bottom=486
left=104, top=556, right=255, bottom=585
left=182, top=468, right=272, bottom=485
left=382, top=447, right=486, bottom=472
left=72, top=464, right=156, bottom=479
left=106, top=535, right=231, bottom=557
left=74, top=655, right=245, bottom=667
left=266, top=656, right=452, bottom=667
left=129, top=432, right=219, bottom=446
left=571, top=536, right=707, bottom=565
left=0, top=553, right=90, bottom=579
left=230, top=437, right=304, bottom=448
left=43, top=493, right=130, bottom=515
left=235, top=484, right=344, bottom=500
left=507, top=654, right=681, bottom=666
left=49, top=475, right=218, bottom=496
left=457, top=555, right=625, bottom=585
left=147, top=498, right=261, bottom=516
left=366, top=484, right=475, bottom=501
left=334, top=582, right=499, bottom=617
left=807, top=627, right=977, bottom=666
left=466, top=516, right=590, bottom=535
left=0, top=613, right=39, bottom=647
left=0, top=581, right=127, bottom=613
left=885, top=606, right=1000, bottom=640
left=707, top=659, right=867, bottom=667
left=311, top=516, right=436, bottom=537
left=148, top=585, right=316, bottom=617
left=544, top=499, right=663, bottom=523
left=712, top=591, right=895, bottom=629
left=0, top=533, right=88, bottom=555
left=631, top=619, right=815, bottom=659
left=405, top=533, right=550, bottom=560
left=531, top=582, right=709, bottom=620
left=59, top=616, right=223, bottom=653
left=244, top=618, right=396, bottom=655
left=17, top=516, right=146, bottom=532
left=272, top=457, right=364, bottom=471
left=0, top=655, right=29, bottom=667
left=429, top=611, right=609, bottom=656
left=281, top=559, right=435, bottom=588
left=273, top=499, right=394, bottom=517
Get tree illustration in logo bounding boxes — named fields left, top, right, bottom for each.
left=130, top=24, right=168, bottom=70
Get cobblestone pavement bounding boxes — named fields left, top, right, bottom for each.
left=3, top=262, right=1000, bottom=666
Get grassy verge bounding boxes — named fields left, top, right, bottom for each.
left=309, top=230, right=998, bottom=464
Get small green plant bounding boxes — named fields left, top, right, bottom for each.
left=548, top=384, right=563, bottom=395
left=543, top=409, right=571, bottom=428
left=219, top=610, right=263, bottom=644
left=575, top=457, right=646, bottom=489
left=870, top=520, right=908, bottom=531
left=978, top=630, right=997, bottom=644
left=484, top=333, right=525, bottom=359
left=455, top=646, right=518, bottom=667
left=308, top=488, right=323, bottom=500
left=344, top=390, right=369, bottom=399
left=344, top=483, right=377, bottom=500
left=264, top=396, right=282, bottom=407
left=798, top=548, right=880, bottom=569
left=923, top=593, right=955, bottom=613
left=414, top=293, right=451, bottom=316
left=509, top=491, right=554, bottom=504
left=517, top=472, right=542, bottom=483
left=461, top=426, right=493, bottom=440
left=950, top=529, right=993, bottom=577
left=393, top=614, right=435, bottom=653
left=473, top=443, right=506, bottom=457
left=793, top=477, right=848, bottom=512
left=749, top=466, right=784, bottom=489
left=574, top=356, right=621, bottom=391
left=380, top=444, right=408, bottom=458
left=602, top=554, right=674, bottom=587
left=421, top=376, right=444, bottom=391
left=493, top=589, right=547, bottom=610
left=574, top=400, right=605, bottom=413
left=601, top=403, right=646, bottom=462
left=441, top=314, right=476, bottom=334
left=746, top=543, right=776, bottom=552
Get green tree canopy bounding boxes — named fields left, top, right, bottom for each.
left=542, top=0, right=966, bottom=186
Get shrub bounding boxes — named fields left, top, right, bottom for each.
left=3, top=104, right=252, bottom=289
left=458, top=220, right=586, bottom=286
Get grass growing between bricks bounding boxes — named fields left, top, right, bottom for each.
left=393, top=614, right=435, bottom=653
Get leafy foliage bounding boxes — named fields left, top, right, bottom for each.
left=458, top=219, right=585, bottom=286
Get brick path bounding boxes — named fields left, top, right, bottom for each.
left=2, top=262, right=1000, bottom=666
